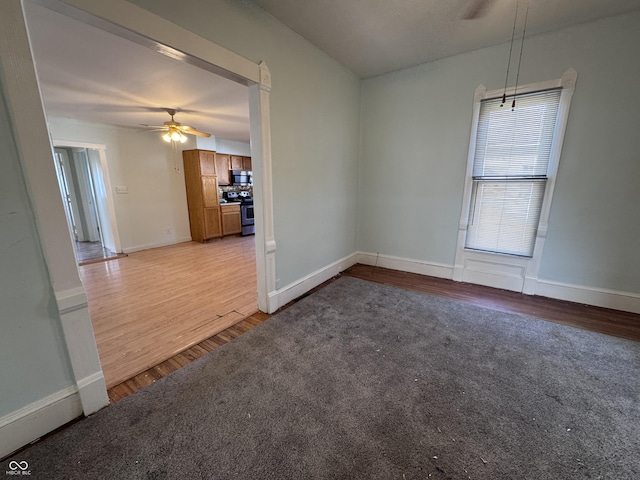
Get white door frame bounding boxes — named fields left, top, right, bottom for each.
left=53, top=140, right=123, bottom=254
left=3, top=0, right=276, bottom=416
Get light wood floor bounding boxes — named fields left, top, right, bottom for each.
left=75, top=240, right=125, bottom=265
left=80, top=236, right=257, bottom=388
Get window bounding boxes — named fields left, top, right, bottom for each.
left=465, top=89, right=561, bottom=257
left=454, top=70, right=576, bottom=293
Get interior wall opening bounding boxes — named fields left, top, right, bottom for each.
left=24, top=0, right=266, bottom=390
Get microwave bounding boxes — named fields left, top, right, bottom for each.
left=231, top=170, right=252, bottom=186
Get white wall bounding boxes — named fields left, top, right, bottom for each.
left=195, top=136, right=252, bottom=156
left=217, top=138, right=251, bottom=157
left=50, top=118, right=195, bottom=252
left=0, top=82, right=75, bottom=418
left=129, top=0, right=362, bottom=289
left=359, top=11, right=640, bottom=295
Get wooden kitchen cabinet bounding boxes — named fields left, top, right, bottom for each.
left=197, top=150, right=216, bottom=175
left=204, top=207, right=223, bottom=239
left=201, top=176, right=219, bottom=207
left=221, top=204, right=242, bottom=236
left=242, top=156, right=252, bottom=171
left=183, top=150, right=222, bottom=242
left=215, top=153, right=231, bottom=185
left=230, top=155, right=244, bottom=170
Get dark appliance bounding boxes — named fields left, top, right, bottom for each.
left=230, top=170, right=252, bottom=186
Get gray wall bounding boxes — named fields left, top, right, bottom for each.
left=130, top=0, right=362, bottom=289
left=359, top=11, right=640, bottom=293
left=0, top=80, right=75, bottom=417
left=1, top=0, right=360, bottom=424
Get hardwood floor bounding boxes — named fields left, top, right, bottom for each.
left=75, top=240, right=126, bottom=265
left=80, top=236, right=257, bottom=388
left=107, top=312, right=270, bottom=403
left=106, top=262, right=640, bottom=404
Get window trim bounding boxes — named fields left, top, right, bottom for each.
left=453, top=69, right=577, bottom=293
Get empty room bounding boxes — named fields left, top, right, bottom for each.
left=1, top=0, right=639, bottom=478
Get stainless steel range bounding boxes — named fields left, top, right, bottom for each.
left=224, top=191, right=254, bottom=236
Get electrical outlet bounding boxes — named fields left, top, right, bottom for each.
left=115, top=186, right=128, bottom=194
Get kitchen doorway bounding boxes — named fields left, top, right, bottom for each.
left=11, top=0, right=275, bottom=413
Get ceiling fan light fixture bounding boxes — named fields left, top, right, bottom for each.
left=162, top=127, right=188, bottom=143
left=170, top=129, right=182, bottom=142
left=150, top=109, right=210, bottom=143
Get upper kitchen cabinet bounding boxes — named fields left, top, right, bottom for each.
left=215, top=153, right=231, bottom=186
left=230, top=155, right=244, bottom=171
left=242, top=156, right=252, bottom=171
left=182, top=149, right=216, bottom=175
left=197, top=150, right=216, bottom=175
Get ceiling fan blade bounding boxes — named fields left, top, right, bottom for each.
left=139, top=110, right=212, bottom=138
left=137, top=127, right=166, bottom=133
left=462, top=0, right=495, bottom=19
left=181, top=125, right=212, bottom=138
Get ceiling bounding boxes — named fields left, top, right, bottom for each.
left=23, top=0, right=640, bottom=138
left=252, top=0, right=640, bottom=78
left=24, top=1, right=251, bottom=142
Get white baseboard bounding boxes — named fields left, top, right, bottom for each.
left=122, top=236, right=193, bottom=254
left=77, top=372, right=109, bottom=416
left=357, top=251, right=454, bottom=280
left=354, top=251, right=640, bottom=315
left=271, top=252, right=359, bottom=312
left=535, top=279, right=640, bottom=315
left=0, top=387, right=82, bottom=460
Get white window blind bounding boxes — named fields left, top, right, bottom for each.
left=465, top=88, right=561, bottom=257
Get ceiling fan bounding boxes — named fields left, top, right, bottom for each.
left=462, top=0, right=497, bottom=19
left=141, top=108, right=212, bottom=143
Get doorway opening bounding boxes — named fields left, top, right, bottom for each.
left=7, top=0, right=275, bottom=416
left=53, top=145, right=124, bottom=264
left=22, top=0, right=269, bottom=390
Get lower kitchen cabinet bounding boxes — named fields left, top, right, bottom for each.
left=221, top=204, right=242, bottom=236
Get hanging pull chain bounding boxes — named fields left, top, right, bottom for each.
left=501, top=0, right=520, bottom=107
left=512, top=3, right=530, bottom=111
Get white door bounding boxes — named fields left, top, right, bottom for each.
left=53, top=148, right=82, bottom=241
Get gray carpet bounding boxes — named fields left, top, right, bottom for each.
left=4, top=276, right=639, bottom=479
